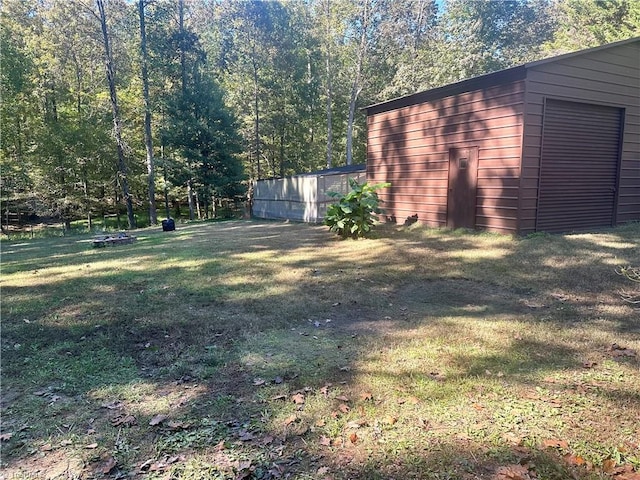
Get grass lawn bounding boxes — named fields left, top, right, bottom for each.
left=1, top=220, right=639, bottom=480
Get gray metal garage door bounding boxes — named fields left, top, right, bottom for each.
left=536, top=99, right=622, bottom=232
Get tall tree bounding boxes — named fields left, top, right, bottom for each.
left=0, top=7, right=36, bottom=228
left=96, top=0, right=136, bottom=229
left=544, top=0, right=640, bottom=54
left=3, top=0, right=119, bottom=228
left=323, top=0, right=335, bottom=168
left=433, top=0, right=555, bottom=83
left=159, top=0, right=245, bottom=218
left=376, top=0, right=438, bottom=99
left=138, top=0, right=157, bottom=224
left=345, top=0, right=371, bottom=166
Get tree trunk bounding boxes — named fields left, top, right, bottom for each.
left=82, top=169, right=92, bottom=230
left=161, top=144, right=171, bottom=219
left=187, top=180, right=195, bottom=220
left=346, top=0, right=368, bottom=166
left=307, top=53, right=314, bottom=145
left=279, top=127, right=285, bottom=178
left=203, top=194, right=209, bottom=219
left=345, top=83, right=360, bottom=166
left=252, top=45, right=261, bottom=179
left=139, top=0, right=157, bottom=225
left=195, top=190, right=202, bottom=219
left=178, top=0, right=188, bottom=99
left=324, top=0, right=333, bottom=169
left=178, top=0, right=196, bottom=220
left=97, top=0, right=136, bottom=230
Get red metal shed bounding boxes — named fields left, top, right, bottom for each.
left=366, top=37, right=640, bottom=234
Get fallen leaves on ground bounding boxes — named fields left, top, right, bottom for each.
left=610, top=465, right=640, bottom=480
left=346, top=419, right=367, bottom=429
left=111, top=414, right=137, bottom=427
left=291, top=393, right=305, bottom=404
left=541, top=438, right=568, bottom=450
left=283, top=414, right=298, bottom=426
left=563, top=453, right=587, bottom=467
left=101, top=456, right=117, bottom=474
left=166, top=420, right=191, bottom=430
left=0, top=433, right=14, bottom=441
left=138, top=455, right=184, bottom=473
left=494, top=464, right=536, bottom=480
left=609, top=343, right=637, bottom=358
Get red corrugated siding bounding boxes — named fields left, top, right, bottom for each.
left=367, top=39, right=639, bottom=234
left=367, top=81, right=525, bottom=233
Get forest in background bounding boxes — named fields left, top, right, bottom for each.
left=1, top=0, right=639, bottom=230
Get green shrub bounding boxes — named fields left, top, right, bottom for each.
left=324, top=179, right=390, bottom=239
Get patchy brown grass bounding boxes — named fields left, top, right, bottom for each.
left=1, top=220, right=639, bottom=480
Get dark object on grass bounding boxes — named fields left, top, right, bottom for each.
left=161, top=218, right=175, bottom=232
left=93, top=233, right=137, bottom=248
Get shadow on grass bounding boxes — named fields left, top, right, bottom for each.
left=1, top=220, right=638, bottom=478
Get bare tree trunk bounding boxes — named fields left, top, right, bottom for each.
left=97, top=0, right=136, bottom=229
left=279, top=127, right=285, bottom=177
left=187, top=180, right=195, bottom=220
left=346, top=0, right=368, bottom=166
left=178, top=0, right=188, bottom=99
left=161, top=144, right=170, bottom=219
left=178, top=0, right=197, bottom=209
left=195, top=190, right=202, bottom=219
left=139, top=0, right=157, bottom=225
left=324, top=0, right=333, bottom=169
left=82, top=168, right=92, bottom=229
left=410, top=0, right=429, bottom=90
left=345, top=83, right=361, bottom=166
left=252, top=45, right=261, bottom=179
left=307, top=53, right=314, bottom=145
left=73, top=54, right=93, bottom=230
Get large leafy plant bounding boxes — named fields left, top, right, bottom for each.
left=324, top=179, right=390, bottom=239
